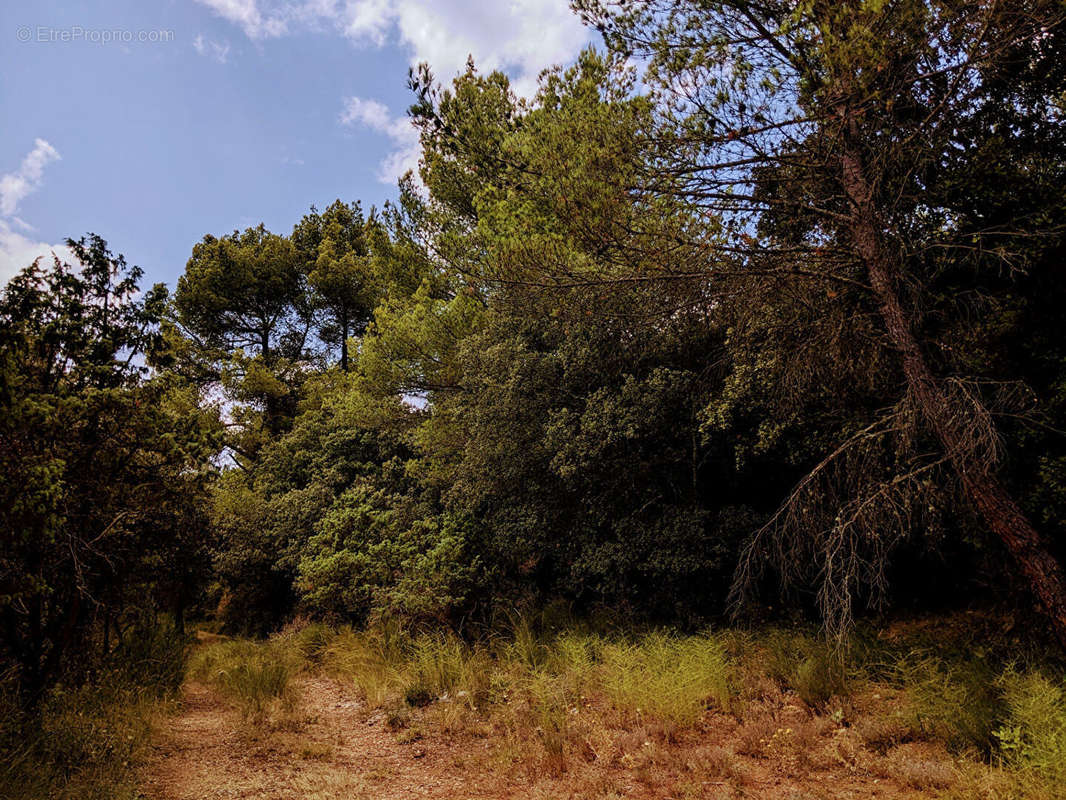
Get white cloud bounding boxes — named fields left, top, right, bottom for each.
left=0, top=220, right=73, bottom=285
left=195, top=2, right=590, bottom=184
left=195, top=0, right=590, bottom=96
left=340, top=0, right=391, bottom=44
left=378, top=0, right=589, bottom=96
left=192, top=0, right=288, bottom=39
left=339, top=96, right=390, bottom=130
left=339, top=97, right=420, bottom=184
left=0, top=139, right=69, bottom=285
left=0, top=139, right=61, bottom=217
left=193, top=32, right=232, bottom=62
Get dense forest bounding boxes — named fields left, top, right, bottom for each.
left=3, top=2, right=1066, bottom=797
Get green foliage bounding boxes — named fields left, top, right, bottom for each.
left=298, top=490, right=478, bottom=625
left=292, top=200, right=378, bottom=371
left=321, top=626, right=409, bottom=707
left=575, top=0, right=1066, bottom=641
left=0, top=623, right=184, bottom=800
left=174, top=222, right=316, bottom=459
left=762, top=629, right=851, bottom=710
left=175, top=223, right=308, bottom=361
left=0, top=237, right=216, bottom=700
left=14, top=9, right=1066, bottom=793
left=317, top=619, right=735, bottom=729
left=23, top=0, right=1063, bottom=741
left=185, top=15, right=1066, bottom=637
left=597, top=632, right=735, bottom=726
left=995, top=669, right=1066, bottom=789
left=891, top=652, right=1002, bottom=754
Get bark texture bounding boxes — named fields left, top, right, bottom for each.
left=841, top=139, right=1066, bottom=649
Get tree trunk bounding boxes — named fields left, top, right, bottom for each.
left=102, top=605, right=111, bottom=658
left=841, top=142, right=1066, bottom=649
left=340, top=307, right=349, bottom=372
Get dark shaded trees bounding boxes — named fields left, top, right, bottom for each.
left=576, top=0, right=1066, bottom=642
left=154, top=6, right=1066, bottom=644
left=175, top=224, right=311, bottom=458
left=0, top=237, right=217, bottom=701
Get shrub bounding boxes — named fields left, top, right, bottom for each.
left=762, top=628, right=850, bottom=710
left=526, top=673, right=571, bottom=774
left=0, top=624, right=184, bottom=800
left=321, top=627, right=407, bottom=706
left=598, top=631, right=734, bottom=727
left=892, top=652, right=1000, bottom=753
left=995, top=668, right=1066, bottom=790
left=407, top=634, right=492, bottom=708
left=282, top=620, right=336, bottom=665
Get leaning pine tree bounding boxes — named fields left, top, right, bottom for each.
left=575, top=0, right=1066, bottom=643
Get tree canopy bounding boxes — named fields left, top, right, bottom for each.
left=4, top=2, right=1066, bottom=704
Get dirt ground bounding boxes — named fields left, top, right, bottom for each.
left=140, top=676, right=939, bottom=799
left=140, top=676, right=514, bottom=799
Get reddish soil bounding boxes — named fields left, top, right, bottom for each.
left=141, top=676, right=938, bottom=799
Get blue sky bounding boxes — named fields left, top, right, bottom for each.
left=0, top=0, right=592, bottom=288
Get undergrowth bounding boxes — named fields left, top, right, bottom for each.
left=28, top=613, right=1062, bottom=798
left=994, top=667, right=1066, bottom=791
left=260, top=614, right=1066, bottom=796
left=0, top=623, right=185, bottom=800
left=187, top=637, right=296, bottom=719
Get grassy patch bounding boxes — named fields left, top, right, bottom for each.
left=994, top=667, right=1066, bottom=793
left=174, top=614, right=1066, bottom=798
left=598, top=632, right=734, bottom=726
left=761, top=627, right=851, bottom=710
left=889, top=651, right=1001, bottom=753
left=0, top=624, right=184, bottom=800
left=187, top=638, right=295, bottom=719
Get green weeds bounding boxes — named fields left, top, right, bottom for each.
left=0, top=623, right=185, bottom=800
left=187, top=638, right=295, bottom=719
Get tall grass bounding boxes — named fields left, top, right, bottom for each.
left=318, top=623, right=735, bottom=734
left=761, top=627, right=851, bottom=709
left=187, top=638, right=295, bottom=719
left=598, top=632, right=734, bottom=726
left=995, top=668, right=1066, bottom=791
left=320, top=626, right=409, bottom=706
left=180, top=614, right=1066, bottom=797
left=890, top=650, right=1001, bottom=753
left=0, top=623, right=185, bottom=800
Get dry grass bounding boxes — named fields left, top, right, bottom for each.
left=160, top=617, right=1066, bottom=799
left=1, top=625, right=185, bottom=800
left=186, top=638, right=297, bottom=722
left=875, top=743, right=957, bottom=790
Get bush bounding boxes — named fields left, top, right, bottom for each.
left=891, top=652, right=1000, bottom=753
left=321, top=626, right=408, bottom=706
left=598, top=631, right=734, bottom=726
left=281, top=620, right=337, bottom=665
left=406, top=634, right=492, bottom=707
left=0, top=624, right=184, bottom=800
left=762, top=628, right=850, bottom=710
left=995, top=668, right=1066, bottom=790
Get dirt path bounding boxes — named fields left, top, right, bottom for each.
left=141, top=675, right=924, bottom=799
left=140, top=676, right=512, bottom=800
